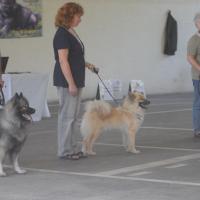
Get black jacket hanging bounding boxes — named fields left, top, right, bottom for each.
left=164, top=11, right=177, bottom=55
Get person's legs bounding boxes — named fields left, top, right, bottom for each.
left=71, top=89, right=82, bottom=151
left=57, top=87, right=82, bottom=157
left=192, top=80, right=200, bottom=136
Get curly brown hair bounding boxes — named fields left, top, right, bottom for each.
left=55, top=2, right=84, bottom=29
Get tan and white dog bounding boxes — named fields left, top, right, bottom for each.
left=80, top=91, right=150, bottom=155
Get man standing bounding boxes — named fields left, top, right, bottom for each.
left=187, top=13, right=200, bottom=137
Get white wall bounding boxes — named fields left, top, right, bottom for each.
left=0, top=0, right=199, bottom=101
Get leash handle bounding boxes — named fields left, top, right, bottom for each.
left=96, top=73, right=119, bottom=105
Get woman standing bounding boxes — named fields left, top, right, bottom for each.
left=53, top=2, right=97, bottom=159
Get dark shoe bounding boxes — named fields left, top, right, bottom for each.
left=76, top=151, right=87, bottom=158
left=60, top=154, right=80, bottom=160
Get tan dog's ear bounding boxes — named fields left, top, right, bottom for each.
left=140, top=91, right=144, bottom=96
left=128, top=92, right=136, bottom=101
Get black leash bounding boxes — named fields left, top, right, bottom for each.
left=0, top=53, right=5, bottom=106
left=93, top=68, right=119, bottom=105
left=0, top=88, right=5, bottom=106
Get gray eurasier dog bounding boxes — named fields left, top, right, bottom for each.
left=0, top=93, right=35, bottom=176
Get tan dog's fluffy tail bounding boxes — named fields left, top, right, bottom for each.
left=85, top=100, right=112, bottom=117
left=80, top=100, right=112, bottom=140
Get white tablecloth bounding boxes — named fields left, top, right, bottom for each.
left=2, top=73, right=51, bottom=121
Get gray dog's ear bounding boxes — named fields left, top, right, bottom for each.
left=19, top=92, right=23, bottom=97
left=15, top=93, right=19, bottom=98
left=12, top=93, right=20, bottom=105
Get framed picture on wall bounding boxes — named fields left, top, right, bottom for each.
left=0, top=0, right=42, bottom=38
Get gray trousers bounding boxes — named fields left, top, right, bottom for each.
left=57, top=87, right=82, bottom=157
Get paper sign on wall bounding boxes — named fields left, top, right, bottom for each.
left=96, top=80, right=123, bottom=101
left=129, top=80, right=145, bottom=96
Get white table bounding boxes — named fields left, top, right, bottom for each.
left=2, top=73, right=51, bottom=121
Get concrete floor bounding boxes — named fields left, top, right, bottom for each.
left=1, top=93, right=200, bottom=200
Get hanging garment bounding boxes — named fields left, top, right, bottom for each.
left=164, top=11, right=177, bottom=55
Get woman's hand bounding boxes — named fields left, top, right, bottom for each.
left=86, top=62, right=95, bottom=69
left=86, top=62, right=99, bottom=74
left=68, top=83, right=78, bottom=96
left=0, top=80, right=4, bottom=88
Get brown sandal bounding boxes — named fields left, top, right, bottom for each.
left=76, top=151, right=87, bottom=158
left=65, top=154, right=80, bottom=160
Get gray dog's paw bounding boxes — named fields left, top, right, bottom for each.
left=15, top=169, right=27, bottom=174
left=0, top=172, right=7, bottom=177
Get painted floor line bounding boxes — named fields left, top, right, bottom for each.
left=5, top=166, right=200, bottom=187
left=95, top=142, right=200, bottom=152
left=129, top=171, right=152, bottom=177
left=97, top=153, right=200, bottom=176
left=146, top=108, right=191, bottom=115
left=141, top=126, right=193, bottom=131
left=150, top=102, right=191, bottom=106
left=165, top=163, right=188, bottom=169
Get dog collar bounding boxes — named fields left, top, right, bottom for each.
left=120, top=108, right=144, bottom=120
